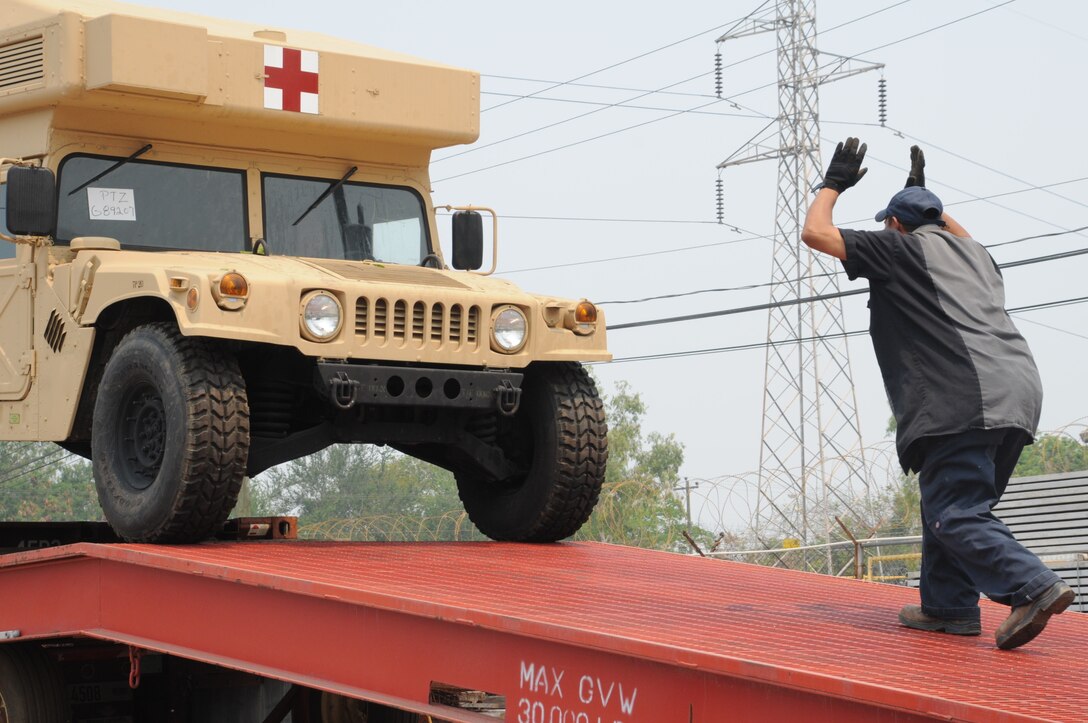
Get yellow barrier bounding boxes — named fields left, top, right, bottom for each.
left=866, top=552, right=922, bottom=582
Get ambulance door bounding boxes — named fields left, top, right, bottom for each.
left=0, top=180, right=34, bottom=401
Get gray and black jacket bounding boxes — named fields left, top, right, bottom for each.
left=840, top=224, right=1042, bottom=472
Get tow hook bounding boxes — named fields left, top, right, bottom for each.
left=329, top=372, right=359, bottom=410
left=495, top=380, right=522, bottom=416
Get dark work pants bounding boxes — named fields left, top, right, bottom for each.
left=917, top=428, right=1061, bottom=621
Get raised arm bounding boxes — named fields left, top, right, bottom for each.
left=801, top=137, right=868, bottom=261
left=941, top=212, right=971, bottom=238
left=906, top=145, right=970, bottom=237
left=801, top=188, right=846, bottom=260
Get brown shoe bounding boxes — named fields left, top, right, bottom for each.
left=898, top=604, right=981, bottom=635
left=995, top=581, right=1075, bottom=650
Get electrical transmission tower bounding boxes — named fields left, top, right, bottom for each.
left=716, top=1, right=883, bottom=565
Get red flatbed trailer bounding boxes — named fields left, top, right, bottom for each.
left=1, top=537, right=1086, bottom=722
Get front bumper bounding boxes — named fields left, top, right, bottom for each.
left=314, top=363, right=523, bottom=415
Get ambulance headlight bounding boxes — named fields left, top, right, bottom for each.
left=491, top=306, right=527, bottom=353
left=301, top=291, right=342, bottom=341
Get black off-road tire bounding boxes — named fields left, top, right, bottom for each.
left=0, top=644, right=70, bottom=723
left=91, top=323, right=249, bottom=543
left=456, top=362, right=607, bottom=542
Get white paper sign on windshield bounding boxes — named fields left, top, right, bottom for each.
left=87, top=188, right=137, bottom=221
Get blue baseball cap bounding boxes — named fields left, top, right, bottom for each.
left=874, top=186, right=946, bottom=227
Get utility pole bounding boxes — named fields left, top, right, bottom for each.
left=716, top=1, right=882, bottom=571
left=674, top=477, right=701, bottom=528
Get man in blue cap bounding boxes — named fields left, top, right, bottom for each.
left=800, top=138, right=1074, bottom=650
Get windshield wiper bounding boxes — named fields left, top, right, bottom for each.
left=293, top=166, right=358, bottom=226
left=67, top=143, right=153, bottom=196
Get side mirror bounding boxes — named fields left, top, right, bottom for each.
left=451, top=210, right=483, bottom=270
left=6, top=166, right=56, bottom=237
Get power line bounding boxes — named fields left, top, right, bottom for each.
left=476, top=91, right=764, bottom=119
left=0, top=447, right=67, bottom=485
left=502, top=227, right=769, bottom=275
left=491, top=153, right=1088, bottom=275
left=479, top=2, right=774, bottom=115
left=993, top=3, right=1088, bottom=45
left=609, top=290, right=866, bottom=331
left=436, top=1, right=932, bottom=182
left=468, top=1, right=913, bottom=124
left=886, top=127, right=1088, bottom=216
left=1015, top=315, right=1088, bottom=342
left=601, top=294, right=1088, bottom=364
left=481, top=75, right=717, bottom=101
left=600, top=330, right=869, bottom=365
left=474, top=91, right=917, bottom=126
left=434, top=94, right=730, bottom=183
left=600, top=280, right=777, bottom=306
left=0, top=449, right=74, bottom=489
left=857, top=144, right=1088, bottom=242
left=437, top=69, right=718, bottom=164
left=987, top=224, right=1088, bottom=249
left=608, top=246, right=1088, bottom=330
left=499, top=180, right=1088, bottom=274
left=1008, top=295, right=1088, bottom=314
left=999, top=246, right=1088, bottom=269
left=851, top=1, right=1017, bottom=59
left=436, top=209, right=720, bottom=225
left=598, top=223, right=1088, bottom=305
left=444, top=1, right=915, bottom=165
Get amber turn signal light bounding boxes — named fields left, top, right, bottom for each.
left=219, top=272, right=249, bottom=298
left=575, top=301, right=597, bottom=324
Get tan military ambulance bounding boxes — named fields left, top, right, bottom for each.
left=0, top=0, right=609, bottom=543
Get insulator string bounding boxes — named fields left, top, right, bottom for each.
left=714, top=50, right=723, bottom=99
left=878, top=76, right=887, bottom=127
left=715, top=177, right=724, bottom=225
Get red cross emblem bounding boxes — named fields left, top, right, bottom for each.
left=264, top=46, right=319, bottom=114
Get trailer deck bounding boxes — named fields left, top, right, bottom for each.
left=1, top=539, right=1085, bottom=722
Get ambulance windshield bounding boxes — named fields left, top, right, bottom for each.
left=56, top=154, right=248, bottom=251
left=261, top=173, right=430, bottom=265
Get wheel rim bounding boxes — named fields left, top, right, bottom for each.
left=118, top=381, right=167, bottom=491
left=0, top=690, right=8, bottom=723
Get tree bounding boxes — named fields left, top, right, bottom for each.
left=573, top=381, right=712, bottom=552
left=833, top=416, right=921, bottom=542
left=250, top=445, right=483, bottom=541
left=251, top=378, right=712, bottom=549
left=1013, top=432, right=1088, bottom=477
left=860, top=422, right=1088, bottom=541
left=0, top=442, right=99, bottom=521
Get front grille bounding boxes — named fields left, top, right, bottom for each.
left=0, top=36, right=45, bottom=92
left=356, top=296, right=481, bottom=350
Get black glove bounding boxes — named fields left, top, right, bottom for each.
left=905, top=145, right=925, bottom=188
left=819, top=137, right=867, bottom=193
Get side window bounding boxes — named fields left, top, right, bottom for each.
left=0, top=184, right=15, bottom=260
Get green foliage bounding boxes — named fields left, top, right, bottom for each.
left=829, top=415, right=922, bottom=541
left=872, top=472, right=921, bottom=536
left=0, top=375, right=715, bottom=552
left=250, top=445, right=485, bottom=541
left=253, top=378, right=711, bottom=550
left=1013, top=433, right=1088, bottom=477
left=574, top=381, right=712, bottom=552
left=0, top=442, right=99, bottom=521
left=878, top=417, right=1088, bottom=532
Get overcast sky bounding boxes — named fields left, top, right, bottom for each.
left=134, top=0, right=1088, bottom=532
